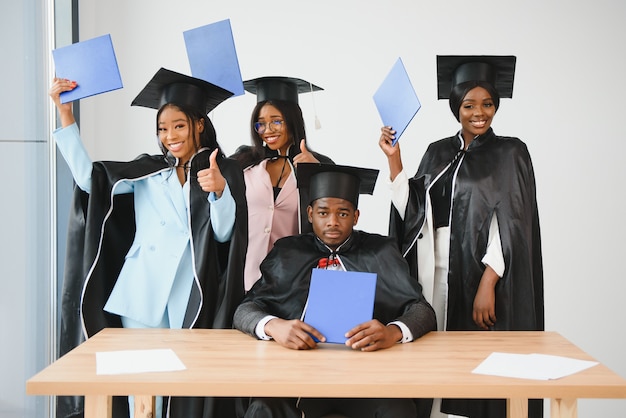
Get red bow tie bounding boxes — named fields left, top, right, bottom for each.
left=317, top=257, right=340, bottom=269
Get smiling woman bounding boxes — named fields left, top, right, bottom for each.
left=157, top=106, right=202, bottom=160
left=49, top=68, right=248, bottom=418
left=229, top=76, right=335, bottom=292
left=157, top=105, right=205, bottom=183
left=456, top=86, right=497, bottom=147
left=379, top=55, right=544, bottom=418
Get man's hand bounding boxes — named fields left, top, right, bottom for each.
left=345, top=320, right=401, bottom=351
left=264, top=318, right=325, bottom=350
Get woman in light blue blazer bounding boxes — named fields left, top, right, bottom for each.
left=50, top=68, right=247, bottom=418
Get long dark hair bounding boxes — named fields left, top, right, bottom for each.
left=231, top=99, right=307, bottom=168
left=448, top=80, right=500, bottom=122
left=156, top=103, right=224, bottom=164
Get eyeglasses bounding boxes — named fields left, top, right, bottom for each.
left=254, top=120, right=284, bottom=134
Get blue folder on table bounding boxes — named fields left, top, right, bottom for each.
left=183, top=19, right=244, bottom=96
left=52, top=34, right=123, bottom=104
left=373, top=57, right=421, bottom=145
left=303, top=268, right=377, bottom=344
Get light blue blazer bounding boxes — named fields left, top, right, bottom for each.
left=53, top=123, right=236, bottom=329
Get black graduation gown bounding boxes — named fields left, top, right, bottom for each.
left=229, top=144, right=334, bottom=234
left=234, top=230, right=436, bottom=418
left=240, top=230, right=435, bottom=336
left=390, top=128, right=544, bottom=418
left=57, top=149, right=247, bottom=418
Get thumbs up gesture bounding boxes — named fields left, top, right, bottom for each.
left=197, top=148, right=226, bottom=198
left=292, top=139, right=320, bottom=166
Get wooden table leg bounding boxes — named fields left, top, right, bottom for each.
left=551, top=398, right=577, bottom=418
left=84, top=395, right=112, bottom=418
left=507, top=398, right=528, bottom=418
left=133, top=395, right=155, bottom=418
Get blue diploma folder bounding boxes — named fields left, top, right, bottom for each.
left=303, top=268, right=377, bottom=344
left=373, top=57, right=421, bottom=145
left=52, top=34, right=123, bottom=103
left=184, top=19, right=244, bottom=96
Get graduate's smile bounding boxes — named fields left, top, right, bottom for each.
left=256, top=104, right=291, bottom=155
left=263, top=134, right=282, bottom=148
left=167, top=140, right=186, bottom=153
left=470, top=120, right=487, bottom=129
left=158, top=105, right=203, bottom=162
left=459, top=86, right=496, bottom=143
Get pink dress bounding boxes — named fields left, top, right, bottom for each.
left=243, top=160, right=301, bottom=291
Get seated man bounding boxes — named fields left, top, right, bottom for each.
left=234, top=163, right=437, bottom=418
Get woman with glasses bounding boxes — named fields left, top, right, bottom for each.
left=230, top=76, right=334, bottom=292
left=379, top=56, right=544, bottom=418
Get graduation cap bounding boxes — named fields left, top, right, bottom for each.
left=297, top=163, right=379, bottom=208
left=437, top=55, right=516, bottom=99
left=131, top=67, right=234, bottom=114
left=243, top=76, right=323, bottom=104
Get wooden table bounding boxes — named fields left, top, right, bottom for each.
left=26, top=329, right=626, bottom=418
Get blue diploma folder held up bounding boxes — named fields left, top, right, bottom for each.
left=303, top=268, right=377, bottom=344
left=373, top=57, right=421, bottom=145
left=52, top=34, right=123, bottom=104
left=183, top=19, right=244, bottom=97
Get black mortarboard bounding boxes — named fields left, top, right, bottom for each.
left=131, top=67, right=234, bottom=114
left=243, top=76, right=323, bottom=104
left=297, top=163, right=379, bottom=208
left=437, top=55, right=516, bottom=99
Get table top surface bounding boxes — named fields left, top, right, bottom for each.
left=26, top=329, right=626, bottom=399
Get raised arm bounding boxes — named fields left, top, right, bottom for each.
left=48, top=78, right=133, bottom=195
left=378, top=126, right=403, bottom=181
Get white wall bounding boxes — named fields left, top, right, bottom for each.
left=73, top=1, right=626, bottom=416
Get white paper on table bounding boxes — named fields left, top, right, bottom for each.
left=472, top=352, right=598, bottom=380
left=96, top=348, right=186, bottom=375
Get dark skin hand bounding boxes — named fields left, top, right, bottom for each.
left=265, top=318, right=402, bottom=351
left=345, top=320, right=402, bottom=352
left=473, top=265, right=499, bottom=329
left=196, top=148, right=226, bottom=197
left=264, top=318, right=326, bottom=350
left=378, top=126, right=403, bottom=181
